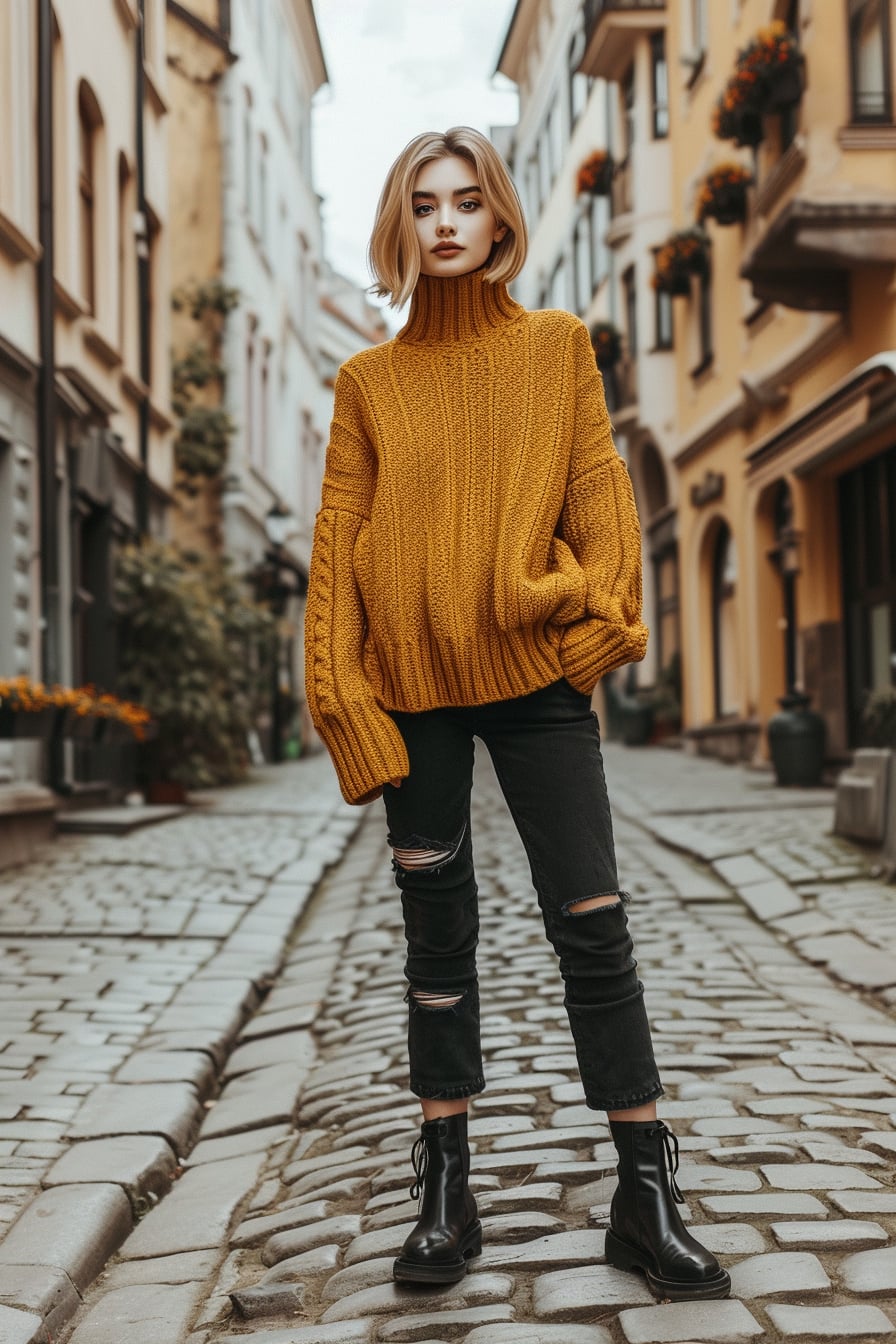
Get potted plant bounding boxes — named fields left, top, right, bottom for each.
left=115, top=540, right=276, bottom=795
left=740, top=20, right=805, bottom=112
left=713, top=20, right=804, bottom=147
left=652, top=228, right=710, bottom=296
left=589, top=320, right=623, bottom=370
left=0, top=678, right=59, bottom=739
left=697, top=163, right=752, bottom=226
left=576, top=149, right=614, bottom=197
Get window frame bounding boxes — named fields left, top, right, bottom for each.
left=848, top=0, right=893, bottom=123
left=650, top=31, right=670, bottom=138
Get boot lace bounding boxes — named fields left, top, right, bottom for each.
left=409, top=1134, right=429, bottom=1202
left=647, top=1121, right=684, bottom=1204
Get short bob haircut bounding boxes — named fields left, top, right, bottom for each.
left=368, top=127, right=528, bottom=308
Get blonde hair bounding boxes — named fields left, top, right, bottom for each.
left=368, top=127, right=528, bottom=308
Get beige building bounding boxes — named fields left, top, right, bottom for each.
left=653, top=0, right=896, bottom=763
left=501, top=0, right=896, bottom=766
left=0, top=0, right=173, bottom=815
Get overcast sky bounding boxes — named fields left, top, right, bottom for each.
left=311, top=0, right=519, bottom=299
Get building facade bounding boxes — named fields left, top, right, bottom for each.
left=500, top=0, right=896, bottom=766
left=0, top=0, right=174, bottom=815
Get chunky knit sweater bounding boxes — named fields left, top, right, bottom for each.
left=304, top=271, right=647, bottom=805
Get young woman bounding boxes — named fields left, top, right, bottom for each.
left=304, top=127, right=729, bottom=1303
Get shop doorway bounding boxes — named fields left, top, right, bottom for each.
left=839, top=443, right=896, bottom=744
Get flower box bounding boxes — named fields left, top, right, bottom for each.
left=713, top=22, right=804, bottom=145
left=57, top=707, right=101, bottom=743
left=576, top=150, right=614, bottom=197
left=0, top=706, right=58, bottom=739
left=653, top=229, right=710, bottom=296
left=698, top=165, right=752, bottom=226
left=589, top=321, right=623, bottom=369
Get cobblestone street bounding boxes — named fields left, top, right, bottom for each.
left=2, top=745, right=896, bottom=1342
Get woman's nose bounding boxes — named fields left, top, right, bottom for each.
left=436, top=213, right=456, bottom=236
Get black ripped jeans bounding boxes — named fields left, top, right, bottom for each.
left=382, top=678, right=663, bottom=1112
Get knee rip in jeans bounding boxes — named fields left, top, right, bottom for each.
left=406, top=986, right=465, bottom=1011
left=389, top=822, right=466, bottom=875
left=563, top=889, right=631, bottom=917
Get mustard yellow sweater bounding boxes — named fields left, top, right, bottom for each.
left=305, top=271, right=647, bottom=805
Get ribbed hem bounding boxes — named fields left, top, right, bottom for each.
left=369, top=628, right=564, bottom=713
left=559, top=617, right=648, bottom=694
left=317, top=701, right=410, bottom=806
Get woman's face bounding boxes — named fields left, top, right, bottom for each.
left=412, top=154, right=507, bottom=279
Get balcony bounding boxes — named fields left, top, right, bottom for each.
left=740, top=198, right=896, bottom=312
left=604, top=354, right=639, bottom=426
left=580, top=0, right=666, bottom=81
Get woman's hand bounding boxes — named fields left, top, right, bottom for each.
left=389, top=778, right=403, bottom=788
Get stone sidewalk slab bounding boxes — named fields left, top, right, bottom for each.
left=618, top=1299, right=764, bottom=1343
left=67, top=1281, right=208, bottom=1344
left=119, top=1150, right=268, bottom=1259
left=67, top=1081, right=203, bottom=1155
left=42, top=1134, right=178, bottom=1214
left=0, top=1184, right=132, bottom=1290
left=0, top=1303, right=44, bottom=1344
left=765, top=1303, right=896, bottom=1337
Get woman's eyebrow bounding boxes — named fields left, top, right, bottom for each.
left=411, top=186, right=483, bottom=201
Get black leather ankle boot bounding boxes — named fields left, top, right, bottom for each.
left=606, top=1119, right=731, bottom=1301
left=393, top=1112, right=482, bottom=1284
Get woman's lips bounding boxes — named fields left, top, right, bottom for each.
left=433, top=245, right=463, bottom=256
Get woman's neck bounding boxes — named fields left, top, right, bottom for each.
left=397, top=270, right=523, bottom=345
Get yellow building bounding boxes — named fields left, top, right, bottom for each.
left=580, top=0, right=896, bottom=764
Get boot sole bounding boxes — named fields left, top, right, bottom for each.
left=605, top=1229, right=731, bottom=1301
left=392, top=1221, right=482, bottom=1285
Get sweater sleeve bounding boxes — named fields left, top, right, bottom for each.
left=304, top=367, right=409, bottom=805
left=557, top=322, right=649, bottom=694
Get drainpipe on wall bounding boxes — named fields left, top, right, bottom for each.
left=36, top=0, right=61, bottom=687
left=135, top=0, right=150, bottom=537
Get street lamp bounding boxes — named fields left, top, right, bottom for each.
left=259, top=502, right=307, bottom=764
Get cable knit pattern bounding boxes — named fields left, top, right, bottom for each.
left=305, top=271, right=647, bottom=805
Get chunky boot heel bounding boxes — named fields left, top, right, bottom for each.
left=393, top=1112, right=480, bottom=1286
left=608, top=1119, right=731, bottom=1302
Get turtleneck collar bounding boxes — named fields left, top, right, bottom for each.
left=396, top=271, right=525, bottom=346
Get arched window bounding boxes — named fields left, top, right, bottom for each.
left=117, top=154, right=132, bottom=359
left=712, top=523, right=739, bottom=718
left=77, top=81, right=102, bottom=312
left=849, top=0, right=892, bottom=122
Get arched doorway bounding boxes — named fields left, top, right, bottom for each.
left=712, top=521, right=740, bottom=718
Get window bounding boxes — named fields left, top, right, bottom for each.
left=691, top=0, right=708, bottom=55
left=695, top=262, right=713, bottom=372
left=574, top=215, right=592, bottom=313
left=849, top=0, right=892, bottom=121
left=621, top=65, right=636, bottom=155
left=77, top=82, right=100, bottom=312
left=117, top=154, right=131, bottom=357
left=258, top=135, right=268, bottom=249
left=568, top=21, right=592, bottom=132
left=242, top=90, right=252, bottom=210
left=589, top=194, right=608, bottom=289
left=622, top=265, right=638, bottom=358
left=712, top=523, right=740, bottom=718
left=653, top=273, right=673, bottom=350
left=650, top=33, right=669, bottom=137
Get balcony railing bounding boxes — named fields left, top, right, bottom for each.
left=581, top=0, right=667, bottom=80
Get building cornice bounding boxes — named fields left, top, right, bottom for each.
left=674, top=314, right=845, bottom=468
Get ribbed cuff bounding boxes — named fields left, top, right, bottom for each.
left=559, top=616, right=648, bottom=693
left=318, top=702, right=410, bottom=806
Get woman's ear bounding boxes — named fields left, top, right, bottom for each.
left=493, top=222, right=509, bottom=243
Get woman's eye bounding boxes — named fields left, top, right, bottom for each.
left=459, top=199, right=480, bottom=211
left=413, top=204, right=432, bottom=217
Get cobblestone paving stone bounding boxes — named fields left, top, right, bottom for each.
left=58, top=748, right=896, bottom=1344
left=0, top=757, right=360, bottom=1339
